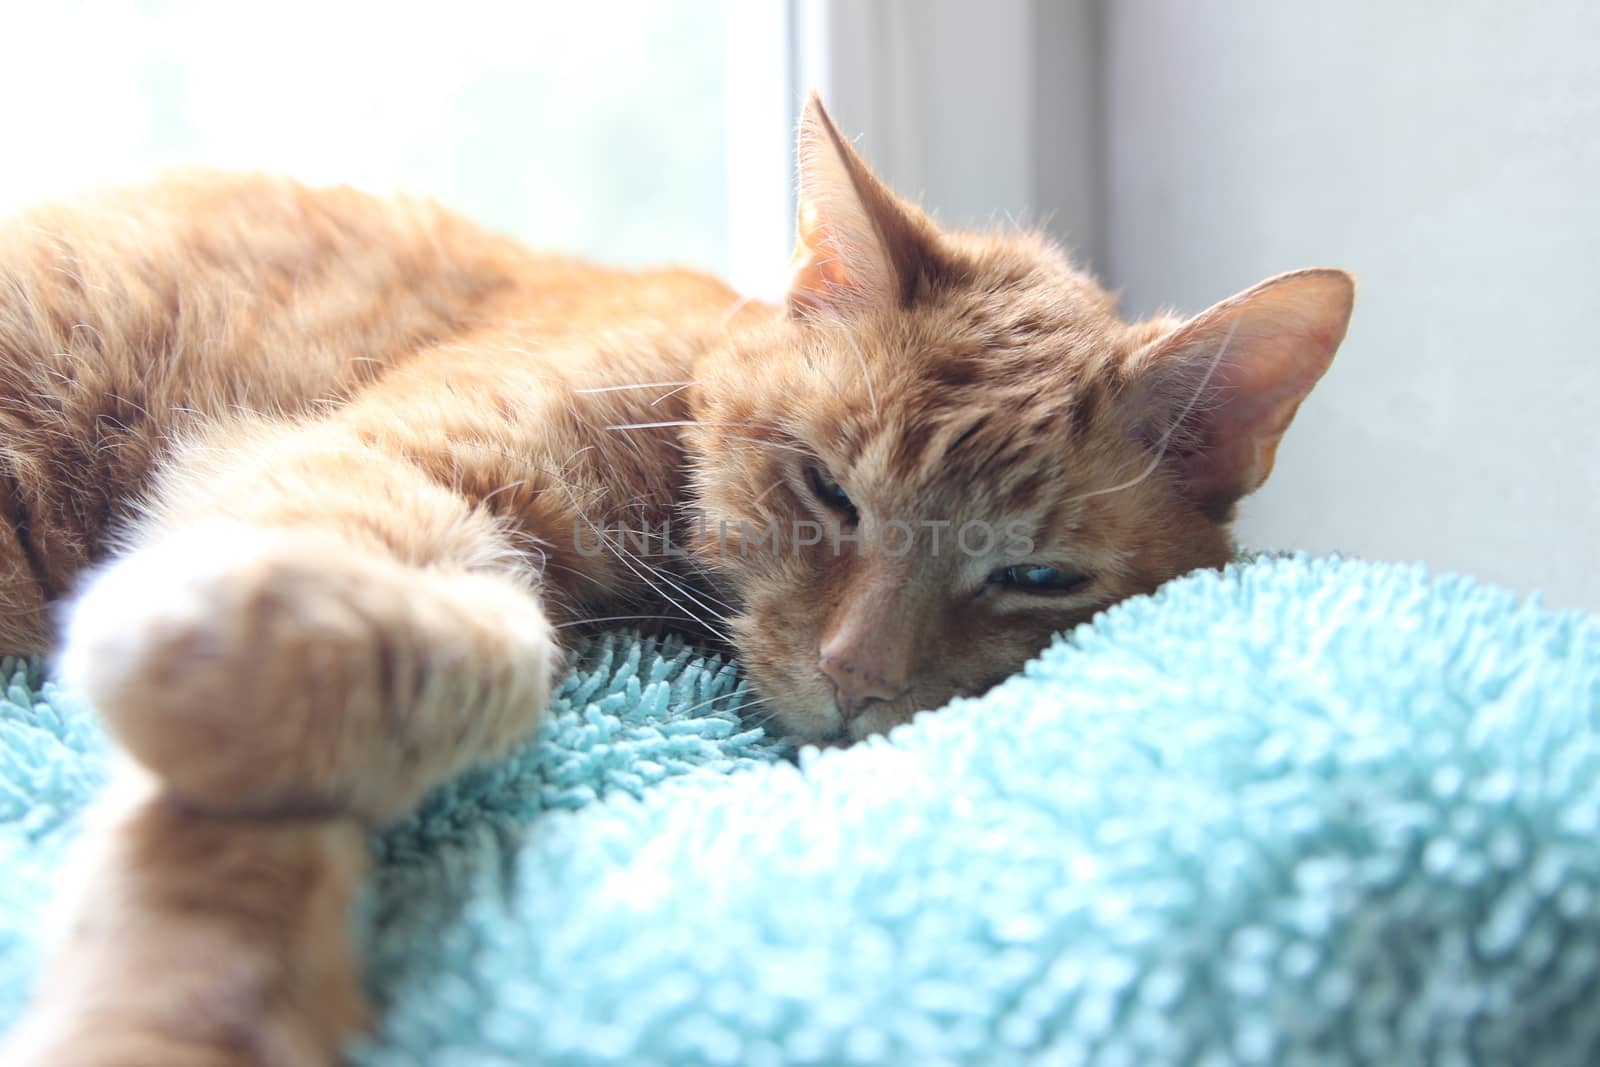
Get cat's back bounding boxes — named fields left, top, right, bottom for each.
left=0, top=172, right=740, bottom=646
left=0, top=170, right=547, bottom=411
left=0, top=170, right=743, bottom=424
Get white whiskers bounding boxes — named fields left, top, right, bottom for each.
left=572, top=381, right=694, bottom=394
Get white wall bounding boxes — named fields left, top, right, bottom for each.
left=1100, top=2, right=1600, bottom=609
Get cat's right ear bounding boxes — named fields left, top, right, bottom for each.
left=786, top=93, right=937, bottom=318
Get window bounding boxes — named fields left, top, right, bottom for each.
left=1, top=0, right=793, bottom=292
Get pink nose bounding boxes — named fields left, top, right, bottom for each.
left=819, top=640, right=908, bottom=720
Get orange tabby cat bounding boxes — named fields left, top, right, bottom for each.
left=0, top=96, right=1353, bottom=1064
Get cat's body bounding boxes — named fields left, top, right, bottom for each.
left=0, top=170, right=747, bottom=652
left=0, top=98, right=1353, bottom=1064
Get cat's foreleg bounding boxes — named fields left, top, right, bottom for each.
left=2, top=768, right=371, bottom=1067
left=63, top=428, right=559, bottom=824
left=4, top=428, right=558, bottom=1065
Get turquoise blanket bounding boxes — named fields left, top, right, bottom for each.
left=2, top=555, right=1597, bottom=1064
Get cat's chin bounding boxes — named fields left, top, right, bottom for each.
left=842, top=703, right=926, bottom=744
left=756, top=698, right=924, bottom=748
left=761, top=708, right=849, bottom=747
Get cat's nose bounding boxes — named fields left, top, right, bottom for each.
left=819, top=555, right=919, bottom=721
left=819, top=641, right=908, bottom=719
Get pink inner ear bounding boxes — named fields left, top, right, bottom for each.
left=1143, top=269, right=1355, bottom=510
left=1179, top=366, right=1317, bottom=507
left=786, top=204, right=854, bottom=314
left=783, top=94, right=940, bottom=317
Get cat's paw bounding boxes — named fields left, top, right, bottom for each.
left=59, top=522, right=557, bottom=823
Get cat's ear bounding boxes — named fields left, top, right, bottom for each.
left=786, top=93, right=937, bottom=318
left=1129, top=268, right=1355, bottom=517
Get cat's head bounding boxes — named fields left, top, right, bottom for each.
left=688, top=95, right=1354, bottom=743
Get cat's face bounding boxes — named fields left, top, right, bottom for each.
left=689, top=96, right=1354, bottom=743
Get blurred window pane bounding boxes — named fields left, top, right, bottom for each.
left=0, top=0, right=740, bottom=277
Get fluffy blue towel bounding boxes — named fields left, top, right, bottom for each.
left=2, top=555, right=1597, bottom=1064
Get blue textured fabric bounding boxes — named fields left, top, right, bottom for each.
left=2, top=555, right=1598, bottom=1065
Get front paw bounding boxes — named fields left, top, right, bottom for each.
left=58, top=523, right=556, bottom=822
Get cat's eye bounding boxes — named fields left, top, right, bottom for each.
left=987, top=565, right=1090, bottom=595
left=804, top=465, right=858, bottom=524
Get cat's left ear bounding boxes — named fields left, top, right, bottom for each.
left=1129, top=268, right=1355, bottom=517
left=786, top=93, right=939, bottom=318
